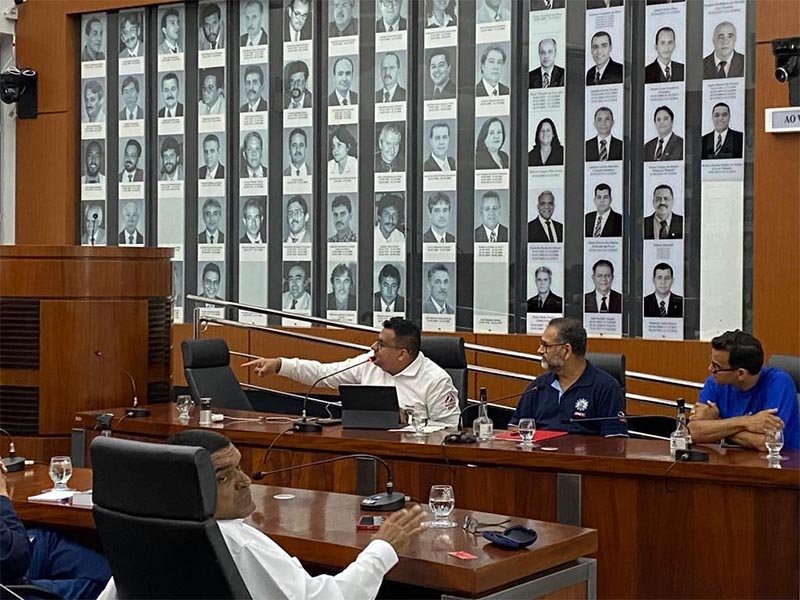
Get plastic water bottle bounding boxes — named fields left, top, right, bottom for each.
left=472, top=387, right=494, bottom=442
left=199, top=397, right=212, bottom=426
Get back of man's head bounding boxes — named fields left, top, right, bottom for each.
left=167, top=429, right=231, bottom=454
left=548, top=317, right=587, bottom=357
left=711, top=330, right=763, bottom=375
left=383, top=317, right=420, bottom=357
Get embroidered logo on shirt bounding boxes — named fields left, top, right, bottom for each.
left=575, top=398, right=589, bottom=412
left=443, top=392, right=457, bottom=410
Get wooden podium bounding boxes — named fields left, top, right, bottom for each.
left=0, top=246, right=173, bottom=450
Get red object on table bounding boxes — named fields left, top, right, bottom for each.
left=493, top=430, right=569, bottom=442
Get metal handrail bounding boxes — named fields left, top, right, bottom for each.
left=187, top=295, right=705, bottom=398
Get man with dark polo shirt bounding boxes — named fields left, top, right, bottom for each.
left=508, top=317, right=628, bottom=437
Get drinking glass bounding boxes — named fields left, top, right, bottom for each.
left=176, top=395, right=195, bottom=420
left=428, top=484, right=456, bottom=528
left=411, top=411, right=429, bottom=438
left=764, top=428, right=787, bottom=461
left=48, top=456, right=73, bottom=491
left=518, top=418, right=536, bottom=447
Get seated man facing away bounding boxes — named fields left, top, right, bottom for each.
left=509, top=317, right=628, bottom=437
left=0, top=463, right=111, bottom=599
left=244, top=317, right=460, bottom=427
left=689, top=330, right=799, bottom=451
left=99, top=430, right=424, bottom=600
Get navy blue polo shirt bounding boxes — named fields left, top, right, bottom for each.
left=509, top=362, right=628, bottom=437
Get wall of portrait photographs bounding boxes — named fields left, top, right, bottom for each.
left=76, top=0, right=754, bottom=342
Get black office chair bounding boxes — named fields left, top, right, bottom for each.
left=91, top=436, right=251, bottom=599
left=769, top=354, right=800, bottom=393
left=420, top=335, right=468, bottom=409
left=181, top=338, right=253, bottom=410
left=585, top=352, right=626, bottom=393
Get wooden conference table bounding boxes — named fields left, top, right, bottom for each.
left=72, top=405, right=800, bottom=599
left=7, top=466, right=597, bottom=599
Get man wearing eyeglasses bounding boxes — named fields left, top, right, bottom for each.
left=244, top=317, right=460, bottom=426
left=509, top=317, right=627, bottom=437
left=688, top=331, right=799, bottom=451
left=284, top=0, right=312, bottom=42
left=376, top=0, right=406, bottom=33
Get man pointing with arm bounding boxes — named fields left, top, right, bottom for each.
left=244, top=317, right=460, bottom=427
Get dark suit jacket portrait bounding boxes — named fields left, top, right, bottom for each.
left=284, top=12, right=312, bottom=40
left=528, top=218, right=563, bottom=243
left=373, top=292, right=405, bottom=312
left=474, top=223, right=509, bottom=243
left=118, top=230, right=144, bottom=244
left=529, top=65, right=565, bottom=89
left=529, top=144, right=564, bottom=167
left=425, top=79, right=457, bottom=101
left=327, top=90, right=358, bottom=107
left=701, top=129, right=743, bottom=160
left=702, top=51, right=744, bottom=79
left=158, top=102, right=184, bottom=118
left=423, top=297, right=454, bottom=315
left=475, top=148, right=509, bottom=170
left=475, top=80, right=510, bottom=97
left=375, top=85, right=406, bottom=103
left=587, top=0, right=623, bottom=7
left=647, top=0, right=684, bottom=4
left=643, top=134, right=684, bottom=162
left=198, top=164, right=226, bottom=179
left=327, top=292, right=357, bottom=311
left=328, top=18, right=359, bottom=37
left=527, top=292, right=563, bottom=313
left=119, top=168, right=144, bottom=182
left=239, top=163, right=267, bottom=178
left=119, top=106, right=144, bottom=120
left=643, top=213, right=684, bottom=240
left=585, top=136, right=623, bottom=161
left=530, top=0, right=565, bottom=9
left=284, top=91, right=313, bottom=109
left=423, top=155, right=456, bottom=172
left=239, top=232, right=265, bottom=244
left=198, top=230, right=225, bottom=244
left=644, top=60, right=685, bottom=84
left=240, top=29, right=268, bottom=46
left=240, top=98, right=268, bottom=112
left=584, top=289, right=622, bottom=313
left=586, top=59, right=624, bottom=85
left=644, top=293, right=683, bottom=317
left=423, top=228, right=455, bottom=243
left=376, top=16, right=407, bottom=33
left=375, top=152, right=405, bottom=173
left=585, top=210, right=622, bottom=237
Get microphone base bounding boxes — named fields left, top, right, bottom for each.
left=675, top=447, right=709, bottom=462
left=444, top=432, right=477, bottom=444
left=361, top=491, right=406, bottom=512
left=293, top=419, right=323, bottom=433
left=125, top=407, right=151, bottom=418
left=2, top=456, right=25, bottom=472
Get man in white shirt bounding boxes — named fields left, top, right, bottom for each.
left=376, top=0, right=406, bottom=32
left=423, top=123, right=456, bottom=172
left=585, top=31, right=623, bottom=85
left=644, top=26, right=684, bottom=84
left=199, top=3, right=225, bottom=51
left=527, top=190, right=563, bottom=243
left=475, top=46, right=509, bottom=96
left=239, top=132, right=267, bottom=178
left=240, top=0, right=268, bottom=46
left=476, top=0, right=510, bottom=23
left=327, top=57, right=359, bottom=106
left=643, top=263, right=683, bottom=318
left=585, top=106, right=622, bottom=161
left=702, top=21, right=744, bottom=79
left=119, top=76, right=143, bottom=120
left=199, top=198, right=225, bottom=244
left=700, top=102, right=743, bottom=159
left=474, top=191, right=508, bottom=243
left=240, top=65, right=268, bottom=112
left=375, top=194, right=405, bottom=243
left=328, top=195, right=358, bottom=242
left=285, top=196, right=311, bottom=243
left=282, top=263, right=311, bottom=310
left=118, top=201, right=144, bottom=245
left=81, top=141, right=106, bottom=184
left=246, top=317, right=460, bottom=426
left=118, top=139, right=144, bottom=183
left=158, top=73, right=184, bottom=118
left=422, top=192, right=455, bottom=243
left=199, top=69, right=225, bottom=115
left=643, top=184, right=683, bottom=240
left=529, top=38, right=565, bottom=88
left=426, top=49, right=456, bottom=100
left=584, top=183, right=622, bottom=238
left=584, top=259, right=622, bottom=313
left=285, top=0, right=312, bottom=42
left=643, top=105, right=684, bottom=162
left=199, top=134, right=225, bottom=179
left=99, top=429, right=425, bottom=600
left=119, top=13, right=142, bottom=57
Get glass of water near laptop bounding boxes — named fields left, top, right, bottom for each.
left=47, top=456, right=73, bottom=492
left=176, top=395, right=195, bottom=420
left=428, top=484, right=456, bottom=529
left=764, top=427, right=787, bottom=461
left=405, top=408, right=428, bottom=437
left=517, top=418, right=537, bottom=448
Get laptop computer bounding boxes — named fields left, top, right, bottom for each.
left=339, top=385, right=401, bottom=429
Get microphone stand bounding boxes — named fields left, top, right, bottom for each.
left=0, top=428, right=25, bottom=472
left=90, top=214, right=98, bottom=246
left=94, top=351, right=150, bottom=418
left=253, top=452, right=406, bottom=511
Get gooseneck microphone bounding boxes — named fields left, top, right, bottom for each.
left=445, top=384, right=541, bottom=444
left=90, top=213, right=99, bottom=246
left=294, top=355, right=373, bottom=433
left=0, top=428, right=25, bottom=473
left=252, top=452, right=406, bottom=511
left=94, top=350, right=150, bottom=418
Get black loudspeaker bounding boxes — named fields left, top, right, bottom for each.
left=0, top=67, right=38, bottom=119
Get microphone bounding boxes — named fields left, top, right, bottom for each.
left=0, top=428, right=25, bottom=473
left=294, top=355, right=373, bottom=432
left=89, top=213, right=99, bottom=246
left=252, top=452, right=406, bottom=511
left=94, top=350, right=150, bottom=418
left=445, top=384, right=537, bottom=444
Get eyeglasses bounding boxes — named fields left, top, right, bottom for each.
left=462, top=514, right=510, bottom=535
left=374, top=339, right=405, bottom=351
left=290, top=6, right=310, bottom=20
left=539, top=340, right=568, bottom=352
left=709, top=363, right=738, bottom=374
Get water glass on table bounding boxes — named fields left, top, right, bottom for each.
left=411, top=410, right=429, bottom=438
left=176, top=395, right=195, bottom=420
left=428, top=484, right=456, bottom=529
left=48, top=456, right=73, bottom=492
left=764, top=428, right=787, bottom=461
left=518, top=418, right=536, bottom=448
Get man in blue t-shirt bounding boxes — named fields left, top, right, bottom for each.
left=509, top=318, right=628, bottom=437
left=690, top=330, right=799, bottom=451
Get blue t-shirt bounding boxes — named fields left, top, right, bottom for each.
left=699, top=366, right=800, bottom=450
left=509, top=362, right=628, bottom=437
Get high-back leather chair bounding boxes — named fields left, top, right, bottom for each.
left=769, top=354, right=800, bottom=393
left=181, top=338, right=253, bottom=410
left=420, top=335, right=468, bottom=409
left=585, top=352, right=626, bottom=393
left=91, top=436, right=252, bottom=599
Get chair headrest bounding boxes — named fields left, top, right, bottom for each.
left=182, top=338, right=231, bottom=369
left=91, top=436, right=217, bottom=520
left=586, top=352, right=626, bottom=388
left=420, top=336, right=467, bottom=369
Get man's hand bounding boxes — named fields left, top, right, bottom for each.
left=690, top=401, right=719, bottom=421
left=742, top=409, right=784, bottom=434
left=241, top=357, right=281, bottom=377
left=0, top=461, right=8, bottom=498
left=372, top=504, right=426, bottom=554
